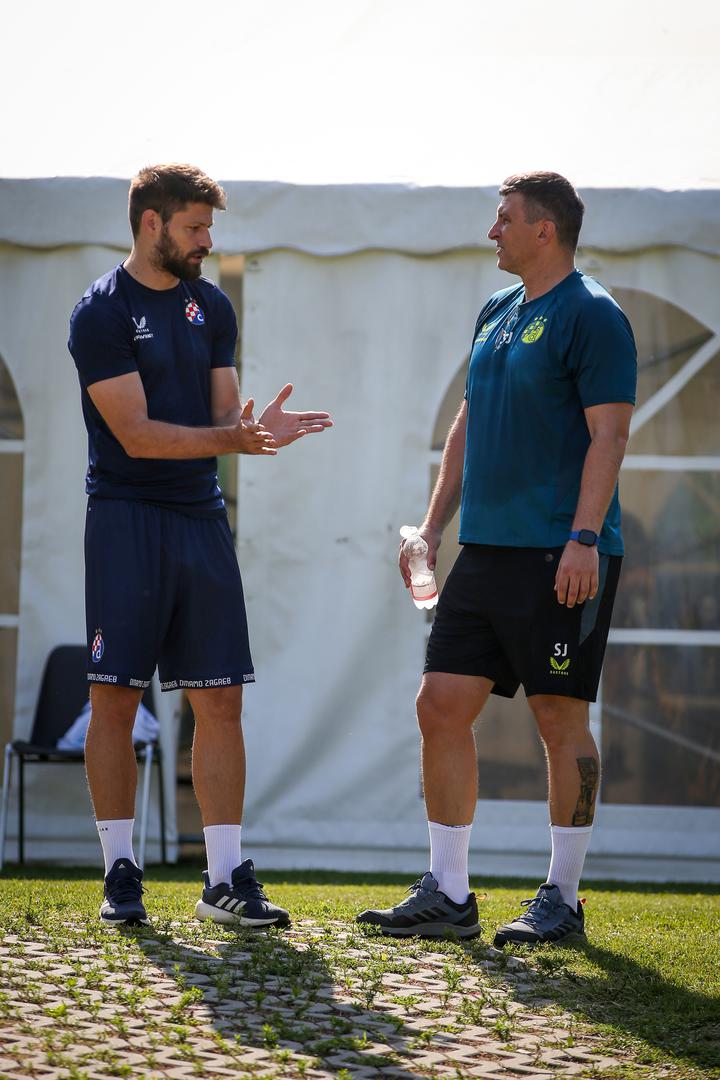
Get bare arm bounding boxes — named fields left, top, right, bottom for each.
left=400, top=400, right=467, bottom=586
left=88, top=371, right=277, bottom=458
left=555, top=401, right=633, bottom=607
left=210, top=366, right=244, bottom=427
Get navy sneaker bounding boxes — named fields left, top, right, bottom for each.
left=494, top=883, right=584, bottom=947
left=100, top=858, right=149, bottom=925
left=356, top=872, right=481, bottom=939
left=195, top=859, right=290, bottom=928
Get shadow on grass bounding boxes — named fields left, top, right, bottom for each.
left=462, top=931, right=720, bottom=1073
left=135, top=924, right=428, bottom=1078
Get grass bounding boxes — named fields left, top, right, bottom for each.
left=0, top=864, right=718, bottom=1079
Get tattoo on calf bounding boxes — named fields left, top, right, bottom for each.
left=572, top=757, right=599, bottom=826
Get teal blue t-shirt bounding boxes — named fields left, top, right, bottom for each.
left=459, top=269, right=637, bottom=555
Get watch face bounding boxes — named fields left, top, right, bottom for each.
left=578, top=529, right=598, bottom=546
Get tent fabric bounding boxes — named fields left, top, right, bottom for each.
left=1, top=179, right=718, bottom=878
left=2, top=179, right=720, bottom=258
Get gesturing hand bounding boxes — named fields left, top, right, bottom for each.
left=234, top=398, right=278, bottom=455
left=258, top=384, right=333, bottom=448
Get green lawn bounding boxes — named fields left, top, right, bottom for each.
left=0, top=865, right=718, bottom=1079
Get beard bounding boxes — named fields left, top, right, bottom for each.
left=154, top=225, right=208, bottom=281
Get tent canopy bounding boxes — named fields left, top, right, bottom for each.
left=2, top=179, right=719, bottom=258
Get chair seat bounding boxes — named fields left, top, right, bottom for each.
left=11, top=740, right=161, bottom=760
left=11, top=742, right=85, bottom=761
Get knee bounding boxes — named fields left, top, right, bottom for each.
left=189, top=686, right=243, bottom=727
left=532, top=700, right=589, bottom=751
left=416, top=686, right=459, bottom=740
left=89, top=687, right=141, bottom=729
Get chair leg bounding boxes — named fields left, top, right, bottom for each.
left=137, top=744, right=153, bottom=870
left=156, top=753, right=167, bottom=865
left=0, top=745, right=14, bottom=872
left=18, top=756, right=25, bottom=865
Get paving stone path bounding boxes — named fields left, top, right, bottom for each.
left=0, top=920, right=625, bottom=1079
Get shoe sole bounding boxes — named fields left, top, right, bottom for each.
left=194, top=900, right=290, bottom=928
left=100, top=912, right=150, bottom=927
left=361, top=920, right=481, bottom=940
left=493, top=928, right=585, bottom=948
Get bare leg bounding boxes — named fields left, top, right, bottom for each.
left=528, top=694, right=599, bottom=825
left=417, top=672, right=494, bottom=824
left=85, top=684, right=142, bottom=819
left=187, top=685, right=245, bottom=825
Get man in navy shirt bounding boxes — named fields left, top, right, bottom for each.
left=69, top=164, right=332, bottom=926
left=358, top=172, right=636, bottom=945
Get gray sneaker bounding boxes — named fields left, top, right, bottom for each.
left=356, top=872, right=481, bottom=938
left=494, top=883, right=584, bottom=947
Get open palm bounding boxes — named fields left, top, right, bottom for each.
left=258, top=383, right=332, bottom=447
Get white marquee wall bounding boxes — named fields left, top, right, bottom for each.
left=0, top=180, right=718, bottom=878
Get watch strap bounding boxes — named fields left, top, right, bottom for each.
left=569, top=529, right=599, bottom=546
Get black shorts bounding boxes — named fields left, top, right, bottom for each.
left=424, top=544, right=622, bottom=702
left=84, top=498, right=255, bottom=692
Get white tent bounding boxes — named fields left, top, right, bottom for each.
left=1, top=178, right=718, bottom=880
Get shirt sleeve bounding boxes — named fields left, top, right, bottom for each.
left=68, top=297, right=138, bottom=388
left=210, top=288, right=239, bottom=369
left=465, top=298, right=498, bottom=398
left=566, top=295, right=638, bottom=408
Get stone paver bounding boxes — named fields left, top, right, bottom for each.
left=0, top=920, right=624, bottom=1079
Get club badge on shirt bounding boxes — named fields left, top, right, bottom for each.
left=185, top=299, right=205, bottom=325
left=91, top=630, right=104, bottom=663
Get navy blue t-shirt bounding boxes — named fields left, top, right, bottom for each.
left=68, top=265, right=237, bottom=515
left=460, top=270, right=637, bottom=555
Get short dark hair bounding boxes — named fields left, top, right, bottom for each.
left=499, top=171, right=585, bottom=251
left=128, top=164, right=227, bottom=237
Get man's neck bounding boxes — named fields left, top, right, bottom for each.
left=521, top=257, right=576, bottom=302
left=123, top=250, right=179, bottom=291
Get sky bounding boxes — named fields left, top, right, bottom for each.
left=4, top=0, right=719, bottom=188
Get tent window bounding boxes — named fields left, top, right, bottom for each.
left=0, top=363, right=23, bottom=439
left=0, top=354, right=23, bottom=746
left=0, top=455, right=23, bottom=613
left=602, top=642, right=720, bottom=807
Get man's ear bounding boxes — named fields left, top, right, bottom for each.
left=140, top=208, right=162, bottom=237
left=537, top=218, right=556, bottom=247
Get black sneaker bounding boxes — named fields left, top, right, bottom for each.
left=195, top=859, right=290, bottom=928
left=356, top=872, right=481, bottom=938
left=100, top=858, right=149, bottom=925
left=494, top=883, right=584, bottom=947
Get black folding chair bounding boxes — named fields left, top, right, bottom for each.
left=0, top=644, right=166, bottom=870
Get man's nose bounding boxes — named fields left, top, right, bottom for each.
left=488, top=221, right=499, bottom=240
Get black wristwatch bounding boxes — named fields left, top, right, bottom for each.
left=569, top=529, right=598, bottom=547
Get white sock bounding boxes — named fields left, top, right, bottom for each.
left=428, top=820, right=472, bottom=904
left=547, top=824, right=593, bottom=910
left=96, top=818, right=136, bottom=874
left=204, top=824, right=243, bottom=887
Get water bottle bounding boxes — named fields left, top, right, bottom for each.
left=400, top=525, right=438, bottom=610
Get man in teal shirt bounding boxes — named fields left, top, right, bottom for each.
left=358, top=172, right=637, bottom=945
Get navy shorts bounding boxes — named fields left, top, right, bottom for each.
left=425, top=544, right=622, bottom=702
left=84, top=498, right=255, bottom=692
